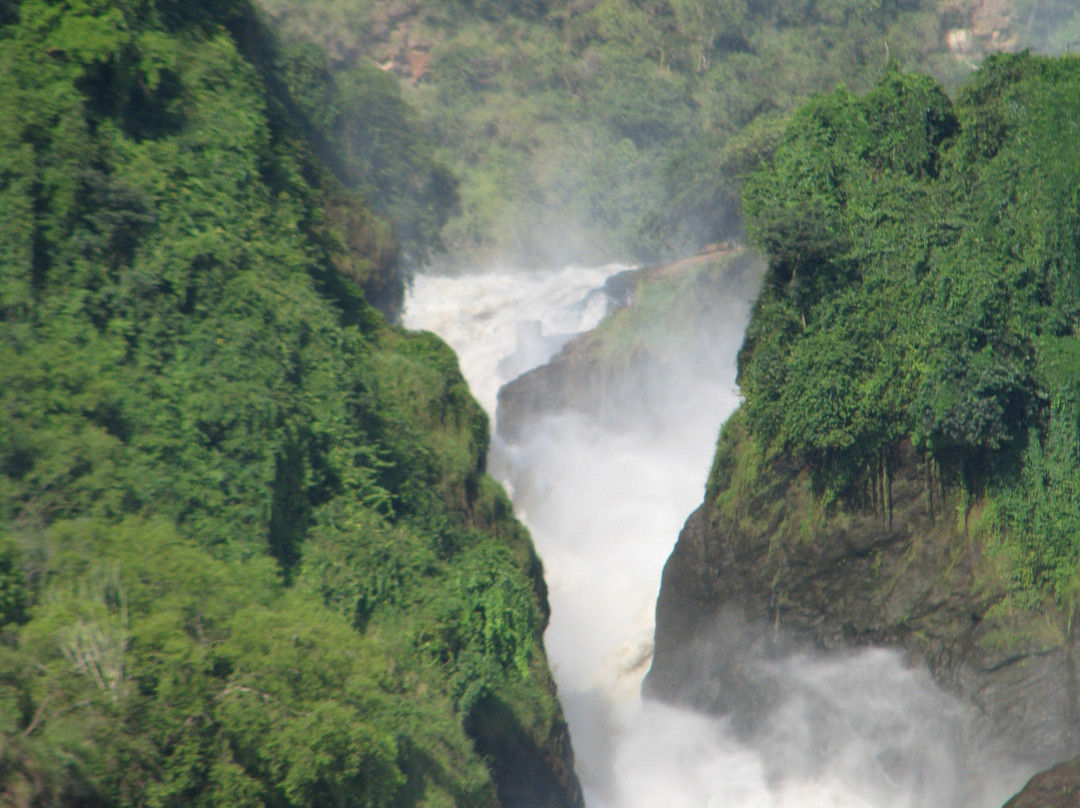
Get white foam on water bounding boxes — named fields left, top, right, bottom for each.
left=403, top=265, right=617, bottom=413
left=404, top=265, right=1032, bottom=808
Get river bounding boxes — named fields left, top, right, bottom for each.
left=403, top=264, right=1030, bottom=808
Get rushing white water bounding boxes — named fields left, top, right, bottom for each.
left=403, top=265, right=1031, bottom=808
left=404, top=266, right=616, bottom=414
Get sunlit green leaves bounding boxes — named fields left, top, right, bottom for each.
left=739, top=53, right=1080, bottom=604
left=0, top=1, right=563, bottom=805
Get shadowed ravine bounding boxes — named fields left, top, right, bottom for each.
left=403, top=263, right=1035, bottom=808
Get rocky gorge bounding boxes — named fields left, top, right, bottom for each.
left=646, top=431, right=1079, bottom=788
left=495, top=243, right=1080, bottom=805
left=495, top=248, right=764, bottom=443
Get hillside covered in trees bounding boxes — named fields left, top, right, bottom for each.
left=0, top=3, right=580, bottom=806
left=9, top=0, right=1080, bottom=804
left=260, top=0, right=1080, bottom=266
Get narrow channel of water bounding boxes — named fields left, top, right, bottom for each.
left=403, top=265, right=1030, bottom=808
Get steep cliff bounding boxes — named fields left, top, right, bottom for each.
left=647, top=53, right=1080, bottom=800
left=0, top=4, right=579, bottom=806
left=645, top=415, right=1078, bottom=763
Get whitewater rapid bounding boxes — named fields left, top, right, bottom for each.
left=403, top=265, right=1030, bottom=808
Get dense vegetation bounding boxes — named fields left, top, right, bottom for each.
left=260, top=0, right=1080, bottom=267
left=7, top=0, right=1080, bottom=803
left=0, top=2, right=576, bottom=806
left=272, top=43, right=459, bottom=273
left=733, top=52, right=1080, bottom=608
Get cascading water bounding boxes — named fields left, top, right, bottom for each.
left=403, top=265, right=1032, bottom=808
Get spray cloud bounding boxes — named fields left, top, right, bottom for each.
left=404, top=263, right=1034, bottom=808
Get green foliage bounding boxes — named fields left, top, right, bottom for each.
left=258, top=0, right=983, bottom=266
left=0, top=536, right=26, bottom=628
left=0, top=2, right=567, bottom=805
left=278, top=45, right=459, bottom=268
left=736, top=53, right=1080, bottom=604
left=991, top=395, right=1080, bottom=607
left=739, top=69, right=957, bottom=495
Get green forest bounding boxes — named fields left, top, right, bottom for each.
left=731, top=52, right=1080, bottom=610
left=0, top=2, right=575, bottom=806
left=260, top=0, right=1080, bottom=266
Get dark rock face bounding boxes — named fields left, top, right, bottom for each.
left=645, top=439, right=1080, bottom=770
left=467, top=695, right=584, bottom=808
left=1004, top=755, right=1080, bottom=807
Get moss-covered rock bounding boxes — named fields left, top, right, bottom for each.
left=645, top=413, right=1079, bottom=766
left=495, top=247, right=764, bottom=442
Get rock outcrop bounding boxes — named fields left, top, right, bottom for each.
left=1004, top=755, right=1080, bottom=807
left=490, top=240, right=1080, bottom=804
left=495, top=248, right=764, bottom=442
left=645, top=422, right=1080, bottom=774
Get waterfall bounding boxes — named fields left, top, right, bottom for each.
left=403, top=265, right=1031, bottom=808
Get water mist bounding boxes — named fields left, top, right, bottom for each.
left=403, top=264, right=1033, bottom=808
